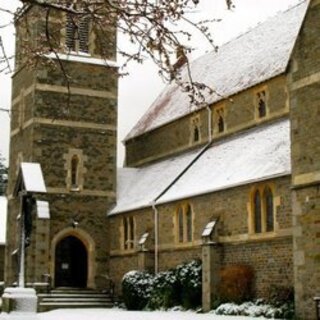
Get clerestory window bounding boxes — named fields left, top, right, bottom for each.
left=256, top=90, right=268, bottom=119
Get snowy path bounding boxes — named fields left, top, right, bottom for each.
left=38, top=308, right=268, bottom=320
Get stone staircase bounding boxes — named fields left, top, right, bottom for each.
left=38, top=288, right=114, bottom=312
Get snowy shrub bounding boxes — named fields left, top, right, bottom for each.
left=218, top=265, right=254, bottom=303
left=268, top=285, right=294, bottom=306
left=122, top=270, right=154, bottom=310
left=175, top=259, right=202, bottom=309
left=122, top=260, right=202, bottom=311
left=213, top=300, right=294, bottom=319
left=148, top=270, right=180, bottom=309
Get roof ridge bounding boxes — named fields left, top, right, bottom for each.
left=215, top=0, right=308, bottom=51
left=125, top=0, right=308, bottom=141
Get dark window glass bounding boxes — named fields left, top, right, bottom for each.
left=218, top=115, right=224, bottom=133
left=257, top=91, right=266, bottom=118
left=254, top=190, right=262, bottom=233
left=194, top=126, right=200, bottom=142
left=265, top=187, right=274, bottom=232
left=71, top=155, right=79, bottom=188
left=178, top=207, right=184, bottom=243
left=129, top=217, right=134, bottom=249
left=186, top=205, right=193, bottom=242
left=123, top=218, right=128, bottom=249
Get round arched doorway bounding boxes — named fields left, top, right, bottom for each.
left=55, top=235, right=88, bottom=288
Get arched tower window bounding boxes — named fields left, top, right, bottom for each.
left=254, top=190, right=262, bottom=233
left=64, top=149, right=87, bottom=191
left=71, top=155, right=79, bottom=189
left=264, top=187, right=274, bottom=232
left=65, top=5, right=90, bottom=53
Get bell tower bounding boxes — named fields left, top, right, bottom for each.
left=5, top=3, right=117, bottom=289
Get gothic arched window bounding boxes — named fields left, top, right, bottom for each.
left=250, top=184, right=275, bottom=234
left=65, top=8, right=90, bottom=53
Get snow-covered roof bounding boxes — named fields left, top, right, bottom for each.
left=0, top=196, right=7, bottom=245
left=14, top=163, right=47, bottom=195
left=125, top=1, right=308, bottom=140
left=110, top=119, right=291, bottom=215
left=44, top=52, right=118, bottom=68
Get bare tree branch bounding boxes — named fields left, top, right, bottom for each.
left=1, top=0, right=234, bottom=110
left=0, top=36, right=12, bottom=73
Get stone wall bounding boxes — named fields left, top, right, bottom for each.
left=125, top=76, right=289, bottom=167
left=5, top=7, right=118, bottom=289
left=109, top=176, right=294, bottom=297
left=288, top=1, right=320, bottom=319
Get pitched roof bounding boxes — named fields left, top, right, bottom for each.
left=0, top=196, right=7, bottom=245
left=125, top=1, right=308, bottom=141
left=110, top=119, right=291, bottom=215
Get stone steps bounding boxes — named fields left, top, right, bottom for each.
left=38, top=288, right=114, bottom=312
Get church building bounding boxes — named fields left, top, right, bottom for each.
left=3, top=0, right=320, bottom=319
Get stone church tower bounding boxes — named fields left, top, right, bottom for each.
left=5, top=3, right=117, bottom=289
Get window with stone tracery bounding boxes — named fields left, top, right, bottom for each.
left=250, top=184, right=275, bottom=234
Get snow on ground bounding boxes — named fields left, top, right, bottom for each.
left=37, top=308, right=270, bottom=320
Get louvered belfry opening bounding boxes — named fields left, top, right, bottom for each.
left=65, top=2, right=90, bottom=53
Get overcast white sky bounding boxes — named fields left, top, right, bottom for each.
left=0, top=0, right=301, bottom=167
